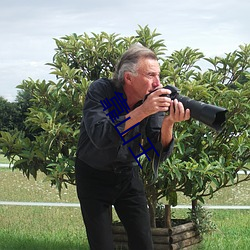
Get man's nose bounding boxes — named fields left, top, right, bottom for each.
left=152, top=76, right=162, bottom=88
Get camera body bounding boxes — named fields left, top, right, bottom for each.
left=147, top=85, right=227, bottom=132
left=160, top=85, right=180, bottom=99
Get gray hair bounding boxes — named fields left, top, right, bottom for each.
left=113, top=44, right=157, bottom=86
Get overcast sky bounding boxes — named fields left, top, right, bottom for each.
left=0, top=0, right=249, bottom=101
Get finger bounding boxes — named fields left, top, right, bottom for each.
left=184, top=108, right=191, bottom=120
left=174, top=99, right=180, bottom=116
left=177, top=101, right=185, bottom=118
left=169, top=100, right=175, bottom=116
left=159, top=96, right=171, bottom=103
left=154, top=88, right=171, bottom=97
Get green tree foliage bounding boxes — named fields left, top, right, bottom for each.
left=142, top=44, right=250, bottom=226
left=0, top=27, right=249, bottom=225
left=0, top=86, right=32, bottom=132
left=0, top=26, right=157, bottom=192
left=0, top=97, right=21, bottom=131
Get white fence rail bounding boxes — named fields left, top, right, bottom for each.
left=0, top=201, right=80, bottom=207
left=0, top=201, right=250, bottom=210
left=0, top=164, right=12, bottom=168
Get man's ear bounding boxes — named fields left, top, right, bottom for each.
left=124, top=72, right=133, bottom=85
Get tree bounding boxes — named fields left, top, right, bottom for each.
left=0, top=26, right=249, bottom=227
left=0, top=87, right=32, bottom=133
left=14, top=86, right=33, bottom=132
left=143, top=45, right=250, bottom=226
left=0, top=97, right=20, bottom=131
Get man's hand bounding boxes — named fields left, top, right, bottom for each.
left=141, top=88, right=172, bottom=116
left=167, top=99, right=190, bottom=124
left=161, top=99, right=190, bottom=147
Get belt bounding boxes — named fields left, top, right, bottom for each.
left=111, top=162, right=138, bottom=174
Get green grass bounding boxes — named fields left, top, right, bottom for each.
left=200, top=210, right=250, bottom=250
left=0, top=167, right=89, bottom=249
left=0, top=206, right=88, bottom=250
left=0, top=162, right=250, bottom=249
left=0, top=167, right=79, bottom=203
left=170, top=209, right=250, bottom=250
left=174, top=176, right=250, bottom=206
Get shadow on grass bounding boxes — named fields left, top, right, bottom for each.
left=0, top=233, right=89, bottom=250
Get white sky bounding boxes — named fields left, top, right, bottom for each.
left=0, top=0, right=249, bottom=101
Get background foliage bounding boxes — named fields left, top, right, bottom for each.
left=0, top=26, right=249, bottom=225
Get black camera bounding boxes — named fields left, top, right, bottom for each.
left=146, top=85, right=228, bottom=131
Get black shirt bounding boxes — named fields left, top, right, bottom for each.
left=76, top=78, right=174, bottom=172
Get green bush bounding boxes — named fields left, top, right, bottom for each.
left=0, top=26, right=249, bottom=226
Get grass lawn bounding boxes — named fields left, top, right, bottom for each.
left=0, top=206, right=88, bottom=250
left=0, top=156, right=250, bottom=249
left=200, top=210, right=250, bottom=249
left=0, top=166, right=88, bottom=250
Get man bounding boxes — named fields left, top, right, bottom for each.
left=75, top=44, right=190, bottom=250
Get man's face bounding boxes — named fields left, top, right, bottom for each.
left=129, top=58, right=162, bottom=100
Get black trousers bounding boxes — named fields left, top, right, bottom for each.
left=75, top=158, right=153, bottom=250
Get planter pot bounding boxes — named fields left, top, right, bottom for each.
left=112, top=220, right=201, bottom=250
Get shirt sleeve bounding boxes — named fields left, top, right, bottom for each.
left=145, top=111, right=175, bottom=162
left=82, top=79, right=126, bottom=149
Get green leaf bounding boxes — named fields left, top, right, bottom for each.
left=168, top=190, right=178, bottom=207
